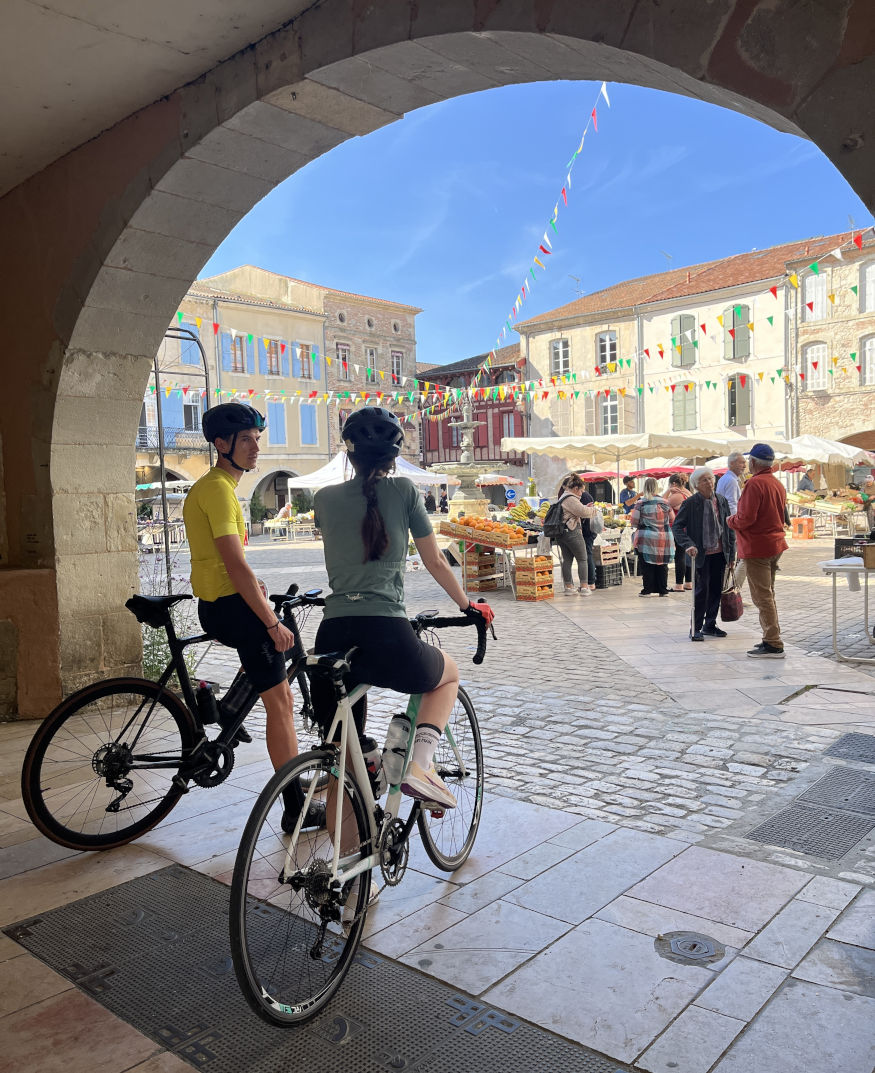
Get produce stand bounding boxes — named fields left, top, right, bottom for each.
left=787, top=493, right=866, bottom=537
left=439, top=520, right=545, bottom=599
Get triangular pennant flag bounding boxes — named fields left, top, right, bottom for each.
left=809, top=262, right=820, bottom=275
left=729, top=328, right=735, bottom=339
left=769, top=286, right=778, bottom=299
left=560, top=187, right=567, bottom=206
left=854, top=233, right=863, bottom=249
left=247, top=334, right=253, bottom=344
left=195, top=317, right=202, bottom=330
left=767, top=316, right=774, bottom=326
left=806, top=302, right=814, bottom=312
left=699, top=323, right=706, bottom=334
left=591, top=107, right=598, bottom=132
left=740, top=375, right=747, bottom=387
left=717, top=316, right=724, bottom=328
left=811, top=361, right=818, bottom=370
left=789, top=273, right=799, bottom=288
left=176, top=311, right=183, bottom=324
left=828, top=293, right=836, bottom=304
left=212, top=322, right=219, bottom=334
left=600, top=82, right=610, bottom=107
left=851, top=285, right=858, bottom=295
left=758, top=371, right=764, bottom=381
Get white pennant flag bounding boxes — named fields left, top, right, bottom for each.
left=600, top=82, right=611, bottom=107
left=832, top=246, right=844, bottom=260
left=353, top=364, right=360, bottom=374
left=542, top=232, right=552, bottom=249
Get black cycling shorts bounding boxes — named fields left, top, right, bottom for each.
left=310, top=616, right=445, bottom=736
left=197, top=594, right=288, bottom=694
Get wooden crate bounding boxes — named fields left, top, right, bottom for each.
left=593, top=545, right=621, bottom=565
left=467, top=578, right=498, bottom=591
left=516, top=588, right=553, bottom=602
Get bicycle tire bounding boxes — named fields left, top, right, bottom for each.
left=21, top=677, right=198, bottom=851
left=230, top=749, right=373, bottom=1026
left=417, top=685, right=484, bottom=871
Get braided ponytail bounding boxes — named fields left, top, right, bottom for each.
left=349, top=452, right=396, bottom=561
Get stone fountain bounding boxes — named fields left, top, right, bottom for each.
left=431, top=398, right=508, bottom=519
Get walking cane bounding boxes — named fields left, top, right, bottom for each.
left=688, top=549, right=697, bottom=638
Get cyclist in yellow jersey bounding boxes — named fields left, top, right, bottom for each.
left=184, top=403, right=324, bottom=830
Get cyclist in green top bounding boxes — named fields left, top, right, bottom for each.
left=312, top=407, right=495, bottom=809
left=183, top=403, right=323, bottom=831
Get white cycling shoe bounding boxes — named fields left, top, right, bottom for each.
left=401, top=761, right=457, bottom=810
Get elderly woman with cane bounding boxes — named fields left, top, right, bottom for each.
left=671, top=467, right=736, bottom=642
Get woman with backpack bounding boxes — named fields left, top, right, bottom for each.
left=551, top=474, right=595, bottom=596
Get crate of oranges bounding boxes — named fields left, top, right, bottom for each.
left=455, top=515, right=529, bottom=548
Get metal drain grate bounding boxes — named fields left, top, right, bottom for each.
left=3, top=865, right=630, bottom=1073
left=823, top=733, right=875, bottom=765
left=798, top=768, right=875, bottom=816
left=747, top=805, right=875, bottom=860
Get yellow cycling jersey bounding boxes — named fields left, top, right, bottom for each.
left=182, top=467, right=244, bottom=601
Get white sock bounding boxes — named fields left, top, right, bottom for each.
left=411, top=723, right=441, bottom=770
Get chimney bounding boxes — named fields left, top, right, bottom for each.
left=687, top=270, right=691, bottom=282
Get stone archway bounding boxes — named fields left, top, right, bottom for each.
left=2, top=1, right=874, bottom=715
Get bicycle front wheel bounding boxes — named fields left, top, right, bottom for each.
left=230, top=750, right=373, bottom=1026
left=21, top=677, right=198, bottom=850
left=417, top=684, right=484, bottom=870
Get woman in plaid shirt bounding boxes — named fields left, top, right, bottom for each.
left=630, top=477, right=676, bottom=597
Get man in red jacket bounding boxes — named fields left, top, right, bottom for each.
left=727, top=443, right=788, bottom=658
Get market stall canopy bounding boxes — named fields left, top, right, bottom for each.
left=285, top=452, right=458, bottom=490
left=499, top=432, right=788, bottom=467
left=628, top=466, right=694, bottom=478
left=786, top=435, right=875, bottom=468
left=475, top=473, right=525, bottom=486
left=579, top=471, right=629, bottom=482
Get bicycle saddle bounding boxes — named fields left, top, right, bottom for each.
left=125, top=593, right=191, bottom=627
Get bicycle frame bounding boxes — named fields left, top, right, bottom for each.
left=281, top=671, right=471, bottom=895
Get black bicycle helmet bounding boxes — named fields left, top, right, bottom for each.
left=202, top=403, right=265, bottom=472
left=342, top=407, right=404, bottom=458
left=202, top=403, right=265, bottom=443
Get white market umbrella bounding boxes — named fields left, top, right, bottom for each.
left=499, top=432, right=792, bottom=467
left=285, top=452, right=459, bottom=490
left=786, top=435, right=875, bottom=468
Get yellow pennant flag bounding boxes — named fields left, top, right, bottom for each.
left=195, top=316, right=202, bottom=330
left=747, top=322, right=754, bottom=331
left=619, top=387, right=626, bottom=396
left=758, top=371, right=764, bottom=381
left=534, top=256, right=545, bottom=269
left=326, top=356, right=332, bottom=365
left=789, top=273, right=799, bottom=288
left=717, top=315, right=724, bottom=327
left=165, top=385, right=172, bottom=397
left=263, top=337, right=270, bottom=349
left=832, top=355, right=839, bottom=365
left=379, top=370, right=385, bottom=380
left=828, top=293, right=836, bottom=304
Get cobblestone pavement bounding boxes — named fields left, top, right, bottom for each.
left=150, top=533, right=875, bottom=884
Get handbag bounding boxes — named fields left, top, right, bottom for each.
left=720, top=564, right=744, bottom=622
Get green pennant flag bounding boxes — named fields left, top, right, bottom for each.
left=574, top=391, right=580, bottom=399
left=247, top=333, right=253, bottom=344
left=671, top=337, right=677, bottom=347
left=693, top=340, right=698, bottom=349
left=649, top=386, right=655, bottom=393
left=851, top=352, right=857, bottom=360
left=852, top=285, right=858, bottom=295
left=809, top=262, right=819, bottom=274
left=636, top=386, right=643, bottom=395
left=828, top=369, right=834, bottom=376
left=705, top=381, right=711, bottom=389
left=572, top=373, right=577, bottom=381
left=767, top=316, right=774, bottom=326
left=176, top=311, right=183, bottom=324
left=734, top=305, right=742, bottom=318
left=776, top=368, right=783, bottom=376
left=770, top=377, right=775, bottom=384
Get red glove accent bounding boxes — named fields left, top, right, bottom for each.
left=467, top=600, right=495, bottom=627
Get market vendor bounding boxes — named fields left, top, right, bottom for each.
left=619, top=476, right=641, bottom=514
left=861, top=475, right=875, bottom=532
left=797, top=467, right=815, bottom=493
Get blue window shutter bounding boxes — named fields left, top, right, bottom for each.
left=180, top=322, right=200, bottom=365
left=281, top=344, right=289, bottom=378
left=267, top=401, right=286, bottom=445
left=292, top=342, right=301, bottom=378
left=221, top=332, right=232, bottom=372
left=257, top=336, right=267, bottom=375
left=300, top=404, right=317, bottom=445
left=312, top=345, right=321, bottom=381
left=161, top=390, right=185, bottom=447
left=246, top=336, right=255, bottom=375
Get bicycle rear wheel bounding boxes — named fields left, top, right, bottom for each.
left=417, top=685, right=484, bottom=870
left=230, top=750, right=373, bottom=1026
left=21, top=677, right=198, bottom=850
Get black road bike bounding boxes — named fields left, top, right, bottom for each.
left=21, top=584, right=324, bottom=851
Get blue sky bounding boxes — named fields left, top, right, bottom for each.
left=200, top=80, right=873, bottom=367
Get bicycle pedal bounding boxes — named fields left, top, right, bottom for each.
left=171, top=774, right=190, bottom=793
left=230, top=725, right=252, bottom=745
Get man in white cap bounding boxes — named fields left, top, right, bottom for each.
left=727, top=443, right=788, bottom=658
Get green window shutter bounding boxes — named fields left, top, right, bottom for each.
left=739, top=378, right=752, bottom=424
left=723, top=306, right=734, bottom=361
left=735, top=305, right=750, bottom=359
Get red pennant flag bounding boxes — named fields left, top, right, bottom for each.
left=182, top=385, right=189, bottom=395
left=684, top=384, right=690, bottom=392
left=561, top=187, right=567, bottom=206
left=248, top=388, right=255, bottom=397
left=212, top=322, right=220, bottom=334
left=309, top=390, right=318, bottom=398
left=538, top=245, right=552, bottom=256
left=594, top=366, right=601, bottom=376
left=591, top=107, right=598, bottom=132
left=769, top=286, right=777, bottom=299
left=729, top=328, right=735, bottom=339
left=854, top=233, right=863, bottom=249
left=280, top=343, right=286, bottom=354
left=806, top=301, right=814, bottom=312
left=740, top=375, right=747, bottom=387
left=644, top=349, right=650, bottom=358
left=670, top=384, right=676, bottom=392
left=856, top=364, right=862, bottom=373
left=799, top=372, right=805, bottom=381
left=811, top=361, right=818, bottom=370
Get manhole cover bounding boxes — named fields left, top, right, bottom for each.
left=798, top=769, right=875, bottom=816
left=747, top=804, right=875, bottom=860
left=654, top=931, right=726, bottom=966
left=824, top=733, right=875, bottom=765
